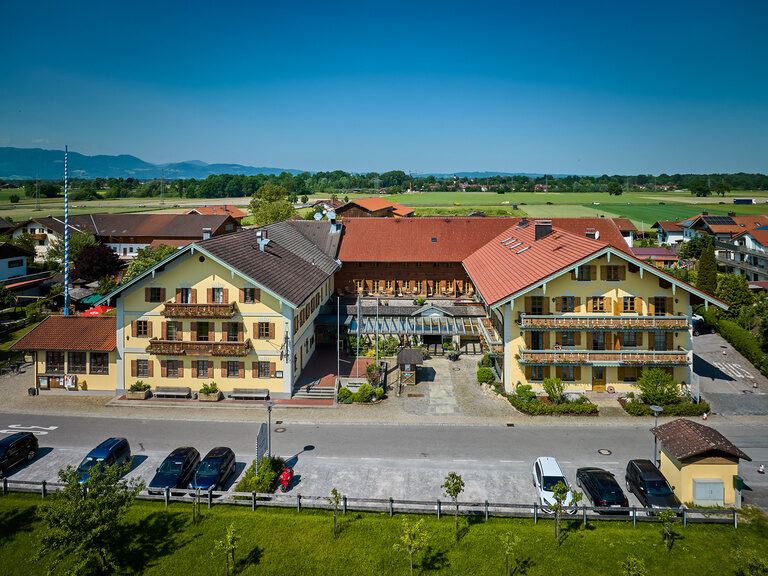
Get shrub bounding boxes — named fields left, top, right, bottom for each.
left=200, top=381, right=219, bottom=394
left=477, top=367, right=495, bottom=384
left=542, top=377, right=566, bottom=405
left=9, top=194, right=19, bottom=203
left=447, top=350, right=460, bottom=361
left=235, top=456, right=285, bottom=493
left=477, top=354, right=493, bottom=368
left=413, top=297, right=426, bottom=305
left=623, top=398, right=709, bottom=416
left=514, top=384, right=537, bottom=402
left=365, top=362, right=381, bottom=386
left=636, top=368, right=680, bottom=406
left=129, top=380, right=150, bottom=392
left=375, top=387, right=385, bottom=400
left=337, top=387, right=352, bottom=403
left=352, top=383, right=374, bottom=403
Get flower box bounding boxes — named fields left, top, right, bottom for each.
left=126, top=390, right=151, bottom=400
left=198, top=391, right=223, bottom=402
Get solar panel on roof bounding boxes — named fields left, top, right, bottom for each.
left=703, top=216, right=735, bottom=225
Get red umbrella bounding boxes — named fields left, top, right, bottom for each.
left=80, top=305, right=116, bottom=316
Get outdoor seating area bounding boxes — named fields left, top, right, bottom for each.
left=230, top=388, right=270, bottom=401
left=152, top=386, right=191, bottom=399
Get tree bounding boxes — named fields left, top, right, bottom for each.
left=123, top=244, right=178, bottom=281
left=689, top=180, right=711, bottom=197
left=46, top=231, right=98, bottom=267
left=499, top=533, right=519, bottom=576
left=9, top=194, right=19, bottom=203
left=636, top=368, right=680, bottom=405
left=96, top=276, right=118, bottom=295
left=696, top=239, right=718, bottom=296
left=552, top=481, right=582, bottom=545
left=713, top=180, right=731, bottom=197
left=607, top=182, right=623, bottom=196
left=542, top=377, right=566, bottom=404
left=442, top=472, right=465, bottom=542
left=212, top=523, right=239, bottom=576
left=4, top=232, right=37, bottom=254
left=365, top=362, right=381, bottom=386
left=393, top=517, right=429, bottom=576
left=36, top=460, right=144, bottom=575
left=655, top=508, right=676, bottom=551
left=735, top=549, right=768, bottom=576
left=326, top=488, right=343, bottom=536
left=716, top=273, right=754, bottom=319
left=74, top=244, right=122, bottom=283
left=678, top=235, right=709, bottom=260
left=300, top=195, right=308, bottom=204
left=0, top=285, right=17, bottom=310
left=619, top=555, right=648, bottom=576
left=248, top=183, right=297, bottom=225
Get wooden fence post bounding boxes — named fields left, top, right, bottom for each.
left=164, top=487, right=170, bottom=507
left=389, top=497, right=394, bottom=517
left=297, top=494, right=302, bottom=512
left=485, top=501, right=489, bottom=521
left=342, top=495, right=347, bottom=515
left=437, top=499, right=441, bottom=519
left=207, top=489, right=212, bottom=509
left=251, top=492, right=256, bottom=512
left=41, top=480, right=46, bottom=498
left=533, top=503, right=538, bottom=524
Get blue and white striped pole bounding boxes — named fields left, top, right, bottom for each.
left=63, top=145, right=69, bottom=316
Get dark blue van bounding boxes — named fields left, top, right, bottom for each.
left=76, top=437, right=131, bottom=483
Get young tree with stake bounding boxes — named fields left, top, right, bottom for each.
left=442, top=472, right=465, bottom=542
left=551, top=481, right=582, bottom=546
left=213, top=523, right=239, bottom=575
left=393, top=517, right=429, bottom=576
left=326, top=488, right=342, bottom=536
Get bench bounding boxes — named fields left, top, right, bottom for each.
left=230, top=388, right=270, bottom=401
left=153, top=386, right=191, bottom=399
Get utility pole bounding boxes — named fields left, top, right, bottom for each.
left=160, top=169, right=165, bottom=206
left=35, top=172, right=40, bottom=211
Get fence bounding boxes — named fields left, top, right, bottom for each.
left=0, top=477, right=740, bottom=529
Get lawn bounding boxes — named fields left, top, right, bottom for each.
left=0, top=320, right=37, bottom=363
left=0, top=493, right=764, bottom=575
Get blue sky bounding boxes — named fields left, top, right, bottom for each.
left=1, top=0, right=766, bottom=174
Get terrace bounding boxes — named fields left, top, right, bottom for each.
left=162, top=302, right=238, bottom=319
left=520, top=314, right=688, bottom=331
left=146, top=339, right=252, bottom=356
left=518, top=346, right=689, bottom=367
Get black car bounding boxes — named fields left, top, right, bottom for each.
left=693, top=319, right=716, bottom=337
left=148, top=447, right=201, bottom=494
left=576, top=467, right=629, bottom=514
left=189, top=447, right=236, bottom=491
left=625, top=459, right=681, bottom=510
left=0, top=432, right=39, bottom=477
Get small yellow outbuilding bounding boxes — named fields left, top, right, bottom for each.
left=651, top=419, right=751, bottom=506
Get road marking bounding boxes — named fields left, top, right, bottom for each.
left=714, top=362, right=752, bottom=379
left=360, top=457, right=382, bottom=461
left=499, top=460, right=523, bottom=463
left=0, top=424, right=59, bottom=436
left=452, top=459, right=478, bottom=462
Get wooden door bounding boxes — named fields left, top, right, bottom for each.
left=592, top=366, right=606, bottom=391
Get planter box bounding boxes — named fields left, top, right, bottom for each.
left=198, top=391, right=223, bottom=402
left=126, top=390, right=151, bottom=400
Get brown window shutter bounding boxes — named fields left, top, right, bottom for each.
left=542, top=332, right=550, bottom=349
left=160, top=288, right=166, bottom=301
left=161, top=322, right=167, bottom=340
left=574, top=366, right=581, bottom=380
left=618, top=367, right=625, bottom=381
left=254, top=288, right=261, bottom=302
left=635, top=297, right=642, bottom=315
left=666, top=297, right=674, bottom=316
left=524, top=296, right=531, bottom=314
left=648, top=299, right=655, bottom=316
left=587, top=332, right=593, bottom=350
left=555, top=332, right=562, bottom=345
left=147, top=361, right=154, bottom=377
left=570, top=269, right=576, bottom=280
left=191, top=289, right=197, bottom=303
left=574, top=297, right=581, bottom=312
left=524, top=365, right=532, bottom=380
left=600, top=266, right=607, bottom=280
left=269, top=322, right=275, bottom=339
left=178, top=362, right=184, bottom=377
left=191, top=322, right=197, bottom=341
left=252, top=362, right=258, bottom=378
left=239, top=288, right=245, bottom=303
left=555, top=366, right=563, bottom=379
left=269, top=362, right=276, bottom=377
left=605, top=298, right=613, bottom=314
left=589, top=265, right=596, bottom=280
left=605, top=333, right=613, bottom=351
left=618, top=332, right=624, bottom=347
left=207, top=362, right=214, bottom=378
left=147, top=322, right=153, bottom=338
left=253, top=323, right=260, bottom=339
left=221, top=363, right=227, bottom=378
left=587, top=298, right=593, bottom=313
left=144, top=287, right=151, bottom=302
left=176, top=288, right=182, bottom=303
left=239, top=362, right=245, bottom=378
left=619, top=266, right=626, bottom=281
left=207, top=288, right=213, bottom=303
left=131, top=321, right=137, bottom=337
left=636, top=332, right=643, bottom=347
left=160, top=360, right=167, bottom=377
left=648, top=333, right=656, bottom=350
left=542, top=298, right=550, bottom=315
left=665, top=332, right=674, bottom=350
left=238, top=323, right=243, bottom=341
left=222, top=288, right=229, bottom=304
left=574, top=331, right=581, bottom=345
left=555, top=298, right=562, bottom=312
left=130, top=360, right=137, bottom=377
left=524, top=331, right=532, bottom=348
left=543, top=366, right=550, bottom=379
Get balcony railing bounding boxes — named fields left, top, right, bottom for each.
left=520, top=314, right=688, bottom=331
left=518, top=346, right=688, bottom=366
left=714, top=239, right=768, bottom=260
left=146, top=339, right=252, bottom=356
left=162, top=302, right=238, bottom=319
left=477, top=317, right=504, bottom=354
left=715, top=255, right=768, bottom=276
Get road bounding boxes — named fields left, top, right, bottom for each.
left=1, top=411, right=766, bottom=510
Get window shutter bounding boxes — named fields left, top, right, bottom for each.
left=191, top=322, right=197, bottom=341
left=619, top=266, right=626, bottom=280
left=574, top=297, right=581, bottom=312
left=618, top=367, right=625, bottom=381
left=543, top=366, right=551, bottom=379
left=570, top=269, right=576, bottom=280
left=147, top=322, right=153, bottom=338
left=253, top=323, right=260, bottom=339
left=605, top=333, right=613, bottom=351
left=587, top=332, right=593, bottom=350
left=176, top=288, right=182, bottom=303
left=542, top=298, right=550, bottom=315
left=605, top=298, right=613, bottom=314
left=144, top=288, right=151, bottom=302
left=635, top=297, right=642, bottom=315
left=221, top=363, right=227, bottom=378
left=160, top=360, right=167, bottom=377
left=648, top=298, right=655, bottom=316
left=524, top=297, right=532, bottom=314
left=648, top=333, right=656, bottom=350
left=542, top=332, right=550, bottom=349
left=574, top=366, right=581, bottom=380
left=636, top=332, right=643, bottom=347
left=207, top=362, right=214, bottom=378
left=666, top=332, right=674, bottom=351
left=147, top=361, right=154, bottom=377
left=207, top=288, right=213, bottom=303
left=269, top=322, right=275, bottom=339
left=555, top=332, right=562, bottom=345
left=131, top=321, right=137, bottom=337
left=269, top=362, right=276, bottom=377
left=238, top=323, right=243, bottom=341
left=589, top=265, right=596, bottom=280
left=666, top=297, right=674, bottom=316
left=130, top=360, right=137, bottom=377
left=574, top=332, right=581, bottom=345
left=222, top=288, right=229, bottom=304
left=252, top=362, right=258, bottom=378
left=614, top=333, right=621, bottom=350
left=600, top=266, right=607, bottom=280
left=239, top=288, right=245, bottom=303
left=556, top=366, right=563, bottom=379
left=524, top=365, right=532, bottom=380
left=239, top=362, right=245, bottom=378
left=524, top=331, right=531, bottom=348
left=178, top=362, right=184, bottom=377
left=587, top=298, right=593, bottom=313
left=160, top=288, right=166, bottom=301
left=191, top=289, right=197, bottom=303
left=555, top=298, right=562, bottom=312
left=254, top=288, right=261, bottom=302
left=161, top=322, right=167, bottom=340
left=618, top=332, right=624, bottom=347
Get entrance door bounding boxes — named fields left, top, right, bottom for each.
left=592, top=367, right=605, bottom=391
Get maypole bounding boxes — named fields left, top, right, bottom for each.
left=63, top=146, right=69, bottom=315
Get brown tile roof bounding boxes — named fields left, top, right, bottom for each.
left=11, top=315, right=116, bottom=351
left=184, top=205, right=247, bottom=219
left=652, top=221, right=683, bottom=232
left=651, top=419, right=751, bottom=461
left=612, top=217, right=637, bottom=232
left=735, top=228, right=768, bottom=247
left=340, top=197, right=415, bottom=216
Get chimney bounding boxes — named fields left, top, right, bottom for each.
left=202, top=227, right=212, bottom=240
left=256, top=229, right=270, bottom=251
left=702, top=211, right=709, bottom=216
left=728, top=211, right=736, bottom=217
left=534, top=220, right=552, bottom=241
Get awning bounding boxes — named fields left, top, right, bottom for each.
left=348, top=315, right=481, bottom=336
left=81, top=294, right=104, bottom=305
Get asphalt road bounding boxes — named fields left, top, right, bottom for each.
left=1, top=411, right=765, bottom=510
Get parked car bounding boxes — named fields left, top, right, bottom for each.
left=576, top=467, right=629, bottom=514
left=76, top=437, right=131, bottom=483
left=625, top=459, right=681, bottom=510
left=148, top=447, right=201, bottom=494
left=0, top=432, right=39, bottom=477
left=693, top=318, right=716, bottom=336
left=189, top=447, right=236, bottom=491
left=532, top=457, right=577, bottom=514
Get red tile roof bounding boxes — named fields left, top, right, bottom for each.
left=612, top=218, right=637, bottom=232
left=734, top=228, right=768, bottom=247
left=463, top=222, right=606, bottom=306
left=653, top=221, right=683, bottom=232
left=185, top=205, right=247, bottom=219
left=342, top=197, right=415, bottom=217
left=631, top=247, right=678, bottom=260
left=11, top=315, right=116, bottom=351
left=685, top=214, right=768, bottom=236
left=548, top=218, right=629, bottom=252
left=337, top=217, right=515, bottom=262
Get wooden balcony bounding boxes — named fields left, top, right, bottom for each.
left=162, top=302, right=238, bottom=319
left=146, top=339, right=252, bottom=357
left=520, top=314, right=688, bottom=331
left=518, top=346, right=688, bottom=366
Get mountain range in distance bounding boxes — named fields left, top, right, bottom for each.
left=0, top=147, right=580, bottom=180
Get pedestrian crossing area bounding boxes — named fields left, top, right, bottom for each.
left=713, top=362, right=753, bottom=380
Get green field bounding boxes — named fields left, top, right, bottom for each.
left=0, top=493, right=764, bottom=576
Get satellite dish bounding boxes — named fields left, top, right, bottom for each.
left=313, top=212, right=323, bottom=221
left=327, top=210, right=337, bottom=220
left=595, top=230, right=600, bottom=239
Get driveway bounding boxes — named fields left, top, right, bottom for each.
left=693, top=333, right=768, bottom=415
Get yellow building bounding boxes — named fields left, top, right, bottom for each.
left=652, top=419, right=751, bottom=506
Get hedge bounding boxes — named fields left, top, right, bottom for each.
left=623, top=399, right=710, bottom=417
left=717, top=318, right=768, bottom=377
left=501, top=386, right=599, bottom=415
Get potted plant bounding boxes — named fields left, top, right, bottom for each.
left=199, top=381, right=222, bottom=402
left=447, top=350, right=460, bottom=361
left=126, top=380, right=151, bottom=400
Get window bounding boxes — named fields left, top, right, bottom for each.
left=576, top=266, right=592, bottom=281
left=654, top=297, right=667, bottom=315
left=622, top=367, right=640, bottom=382
left=136, top=359, right=149, bottom=377
left=90, top=353, right=109, bottom=375
left=258, top=322, right=271, bottom=339
left=8, top=259, right=23, bottom=268
left=531, top=296, right=544, bottom=315
left=415, top=281, right=423, bottom=293
left=402, top=280, right=410, bottom=291
left=166, top=322, right=179, bottom=341
left=258, top=361, right=271, bottom=378
left=561, top=366, right=575, bottom=381
left=167, top=360, right=179, bottom=378
left=197, top=322, right=209, bottom=341
left=530, top=331, right=544, bottom=349
left=415, top=263, right=423, bottom=268
left=243, top=287, right=257, bottom=303
left=433, top=262, right=439, bottom=268
left=624, top=332, right=637, bottom=347
left=197, top=360, right=209, bottom=378
left=385, top=280, right=393, bottom=291
left=149, top=287, right=163, bottom=302
left=226, top=361, right=239, bottom=378
left=605, top=266, right=620, bottom=281
left=372, top=280, right=379, bottom=292
left=654, top=331, right=666, bottom=351
left=623, top=296, right=635, bottom=313
left=355, top=280, right=363, bottom=292
left=136, top=320, right=149, bottom=337
left=446, top=280, right=454, bottom=291
left=68, top=352, right=86, bottom=373
left=561, top=296, right=575, bottom=312
left=212, top=288, right=224, bottom=303
left=592, top=332, right=605, bottom=350
left=46, top=351, right=64, bottom=373
left=227, top=322, right=240, bottom=342
left=531, top=366, right=544, bottom=380
left=590, top=297, right=605, bottom=312
left=561, top=332, right=575, bottom=347
left=180, top=288, right=192, bottom=303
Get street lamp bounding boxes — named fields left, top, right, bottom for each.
left=650, top=405, right=663, bottom=467
left=264, top=400, right=275, bottom=459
